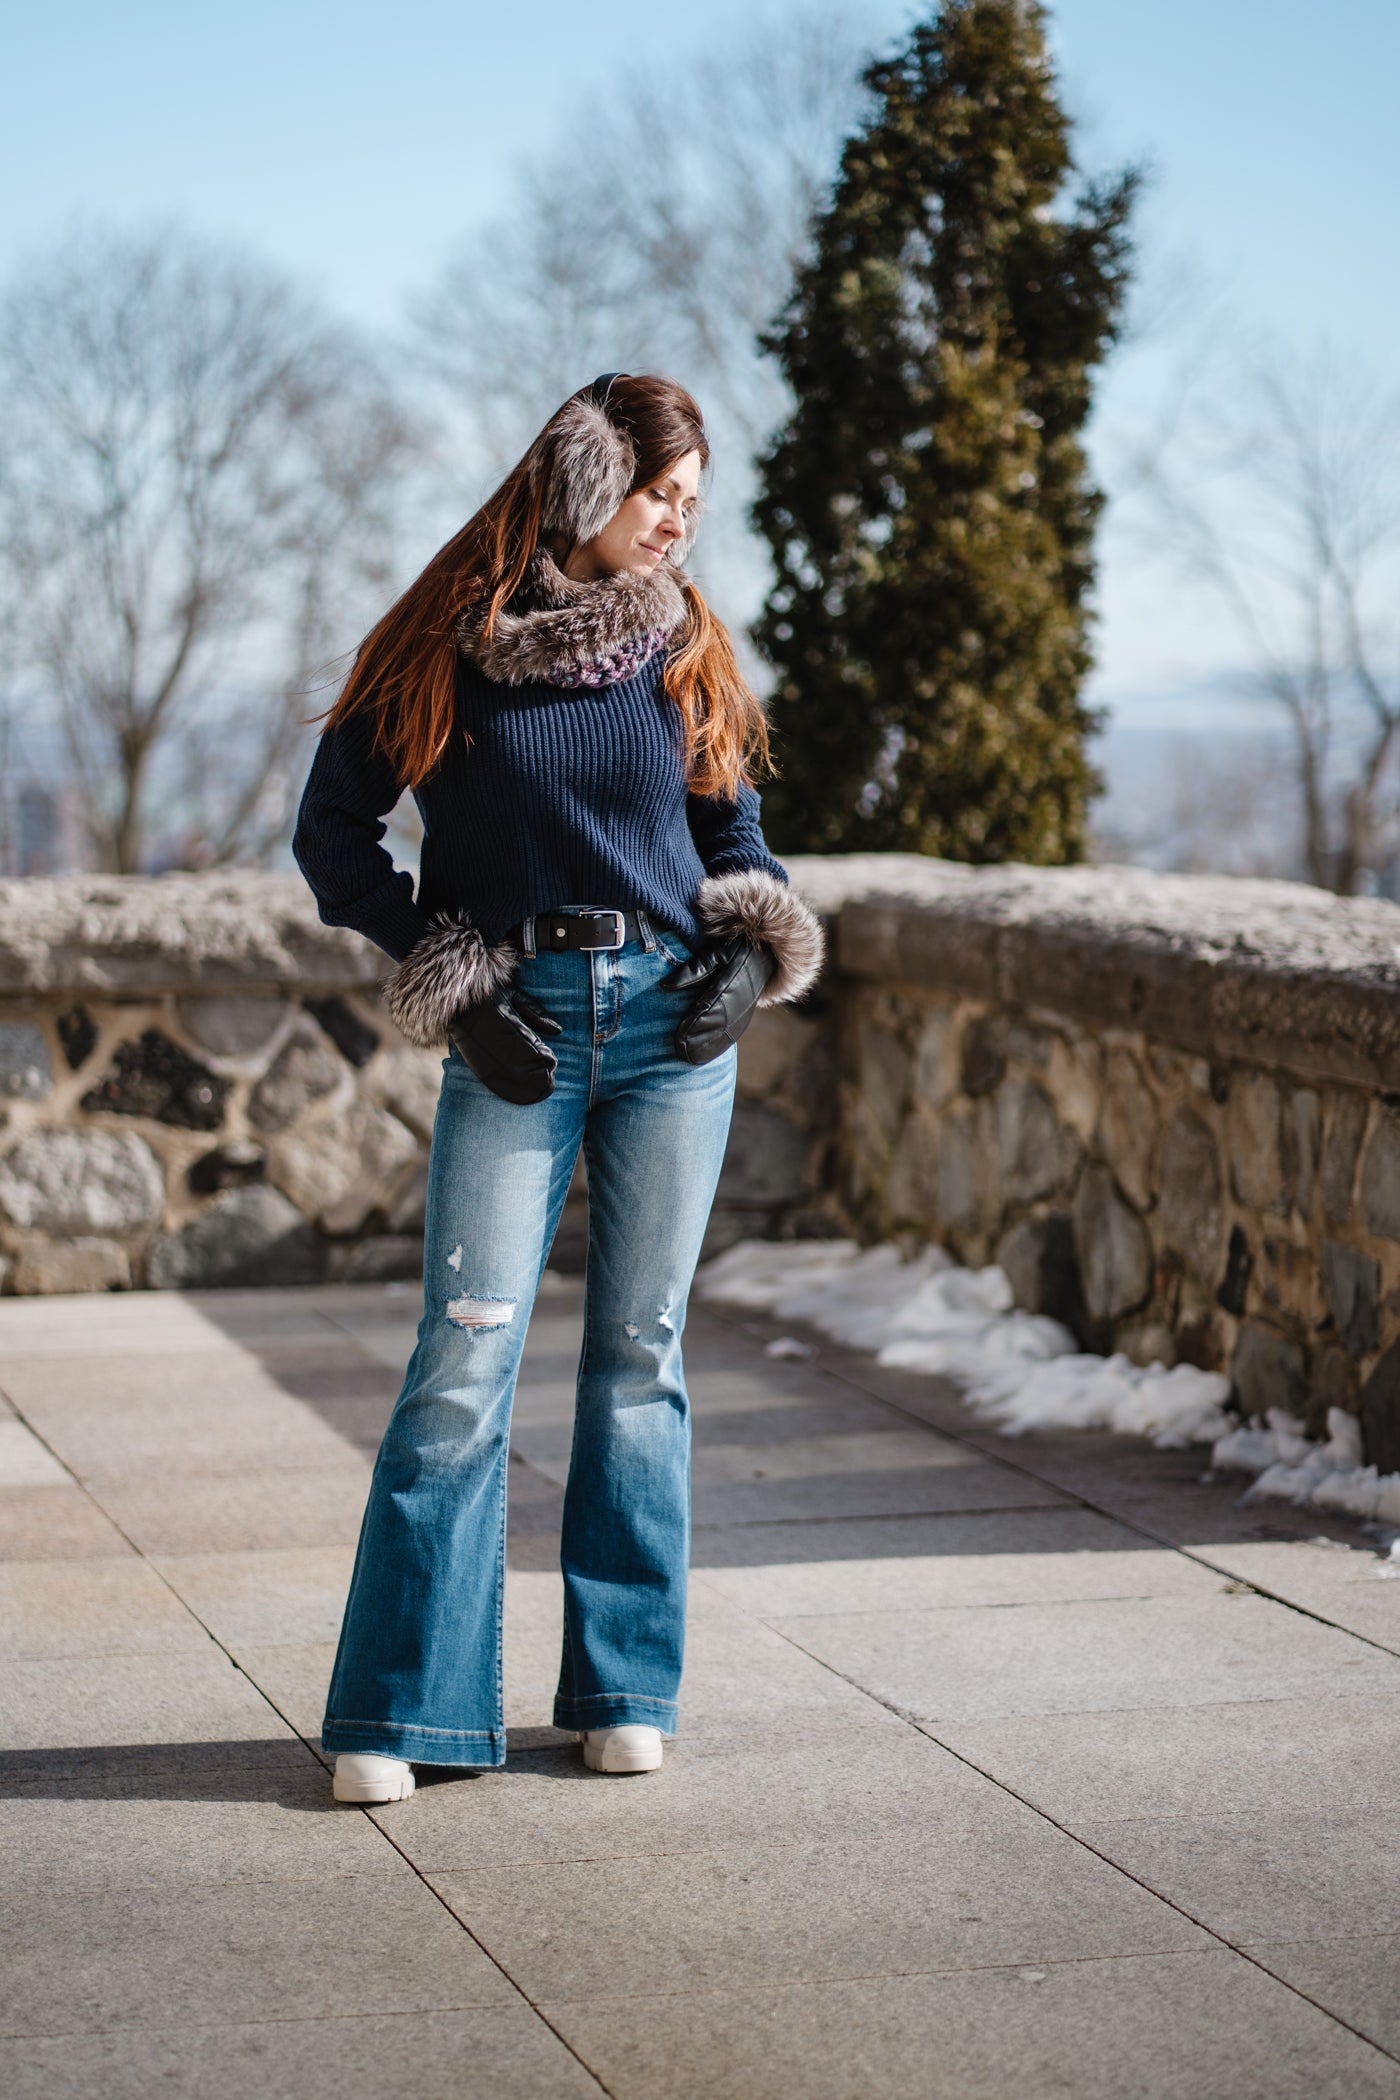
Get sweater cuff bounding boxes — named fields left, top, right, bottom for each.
left=702, top=848, right=789, bottom=887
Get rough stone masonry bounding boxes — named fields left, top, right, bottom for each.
left=1, top=859, right=1398, bottom=1469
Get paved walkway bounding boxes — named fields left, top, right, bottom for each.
left=2, top=1276, right=1399, bottom=2099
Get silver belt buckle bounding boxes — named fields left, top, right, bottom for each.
left=586, top=908, right=625, bottom=950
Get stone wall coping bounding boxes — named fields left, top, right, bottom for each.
left=810, top=855, right=1400, bottom=1090
left=0, top=874, right=385, bottom=996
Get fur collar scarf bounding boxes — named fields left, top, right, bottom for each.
left=459, top=549, right=690, bottom=688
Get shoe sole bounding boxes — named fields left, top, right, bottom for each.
left=580, top=1741, right=664, bottom=1774
left=332, top=1771, right=416, bottom=1803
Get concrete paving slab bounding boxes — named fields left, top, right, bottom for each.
left=382, top=1719, right=1011, bottom=1872
left=540, top=1948, right=1400, bottom=2100
left=688, top=1455, right=1069, bottom=1527
left=933, top=1693, right=1400, bottom=1822
left=271, top=1389, right=396, bottom=1460
left=1244, top=1936, right=1400, bottom=2061
left=1074, top=1810, right=1400, bottom=1944
left=151, top=1547, right=356, bottom=1650
left=0, top=1417, right=69, bottom=1486
left=770, top=1588, right=1400, bottom=1723
left=233, top=1643, right=335, bottom=1742
left=0, top=1484, right=133, bottom=1562
left=94, top=1461, right=372, bottom=1554
left=186, top=1285, right=385, bottom=1345
left=668, top=1607, right=913, bottom=1736
left=1170, top=1534, right=1400, bottom=1658
left=1, top=1761, right=400, bottom=1894
left=0, top=1558, right=211, bottom=1658
left=690, top=1505, right=1220, bottom=1611
left=0, top=1873, right=516, bottom=2038
left=0, top=1294, right=238, bottom=1358
left=431, top=1819, right=1207, bottom=2004
left=2, top=1352, right=358, bottom=1482
left=0, top=2005, right=603, bottom=2100
left=1, top=1649, right=293, bottom=1758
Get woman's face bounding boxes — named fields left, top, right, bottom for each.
left=563, top=449, right=702, bottom=581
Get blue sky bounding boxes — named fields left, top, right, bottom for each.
left=5, top=0, right=1396, bottom=725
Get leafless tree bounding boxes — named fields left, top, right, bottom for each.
left=0, top=224, right=425, bottom=872
left=1135, top=349, right=1400, bottom=894
left=410, top=11, right=874, bottom=623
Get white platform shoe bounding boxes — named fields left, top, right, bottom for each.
left=580, top=1725, right=664, bottom=1773
left=332, top=1753, right=416, bottom=1803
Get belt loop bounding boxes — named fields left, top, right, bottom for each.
left=635, top=907, right=657, bottom=953
left=520, top=913, right=536, bottom=958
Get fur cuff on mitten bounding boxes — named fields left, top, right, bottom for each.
left=694, top=870, right=826, bottom=1008
left=385, top=914, right=519, bottom=1048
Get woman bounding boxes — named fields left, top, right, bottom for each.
left=293, top=373, right=823, bottom=1805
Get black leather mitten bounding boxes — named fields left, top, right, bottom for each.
left=447, top=985, right=563, bottom=1103
left=664, top=937, right=775, bottom=1065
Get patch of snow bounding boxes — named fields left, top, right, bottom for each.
left=696, top=1238, right=1228, bottom=1448
left=765, top=1336, right=819, bottom=1360
left=695, top=1237, right=1400, bottom=1531
left=1211, top=1406, right=1400, bottom=1525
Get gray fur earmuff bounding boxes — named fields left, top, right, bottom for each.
left=538, top=397, right=637, bottom=550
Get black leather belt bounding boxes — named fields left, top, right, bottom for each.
left=518, top=908, right=640, bottom=952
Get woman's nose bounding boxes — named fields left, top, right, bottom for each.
left=659, top=508, right=682, bottom=539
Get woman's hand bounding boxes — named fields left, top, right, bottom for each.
left=447, top=985, right=563, bottom=1103
left=663, top=936, right=775, bottom=1065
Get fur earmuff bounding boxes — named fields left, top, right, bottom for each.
left=694, top=869, right=826, bottom=1007
left=539, top=397, right=637, bottom=549
left=385, top=914, right=519, bottom=1047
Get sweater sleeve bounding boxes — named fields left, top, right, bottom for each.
left=292, top=707, right=434, bottom=964
left=686, top=780, right=789, bottom=885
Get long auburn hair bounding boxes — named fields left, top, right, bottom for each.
left=321, top=374, right=771, bottom=800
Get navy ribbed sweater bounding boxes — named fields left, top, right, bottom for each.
left=292, top=648, right=788, bottom=962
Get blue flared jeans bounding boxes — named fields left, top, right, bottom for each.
left=321, top=909, right=737, bottom=1765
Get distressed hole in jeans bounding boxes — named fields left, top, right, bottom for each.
left=446, top=1295, right=516, bottom=1331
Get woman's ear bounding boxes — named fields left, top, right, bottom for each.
left=538, top=397, right=636, bottom=548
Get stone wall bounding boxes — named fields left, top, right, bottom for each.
left=803, top=856, right=1400, bottom=1473
left=3, top=859, right=1399, bottom=1471
left=0, top=873, right=834, bottom=1296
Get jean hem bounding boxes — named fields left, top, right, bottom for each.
left=321, top=1721, right=507, bottom=1767
left=553, top=1695, right=679, bottom=1734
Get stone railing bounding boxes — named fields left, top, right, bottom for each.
left=2, top=860, right=1398, bottom=1471
left=792, top=855, right=1400, bottom=1471
left=0, top=872, right=832, bottom=1296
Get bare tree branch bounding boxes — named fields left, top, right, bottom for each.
left=1135, top=346, right=1400, bottom=893
left=0, top=222, right=426, bottom=871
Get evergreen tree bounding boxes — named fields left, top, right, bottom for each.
left=752, top=0, right=1137, bottom=860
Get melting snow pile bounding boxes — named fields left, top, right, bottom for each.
left=695, top=1237, right=1400, bottom=1523
left=1211, top=1408, right=1400, bottom=1525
